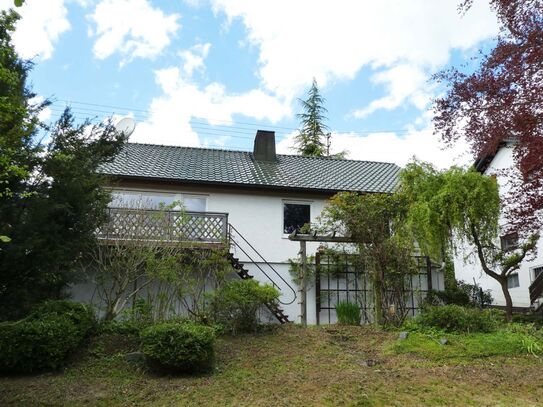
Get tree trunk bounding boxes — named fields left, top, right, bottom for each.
left=499, top=278, right=513, bottom=322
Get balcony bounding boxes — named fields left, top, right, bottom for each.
left=96, top=207, right=229, bottom=245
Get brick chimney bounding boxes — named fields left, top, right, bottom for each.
left=253, top=130, right=277, bottom=161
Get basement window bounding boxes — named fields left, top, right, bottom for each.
left=283, top=202, right=310, bottom=234
left=507, top=273, right=520, bottom=289
left=500, top=233, right=519, bottom=252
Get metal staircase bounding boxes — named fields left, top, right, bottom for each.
left=227, top=224, right=297, bottom=324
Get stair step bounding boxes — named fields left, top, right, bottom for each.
left=227, top=251, right=290, bottom=324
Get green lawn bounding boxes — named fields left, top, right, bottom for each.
left=1, top=325, right=543, bottom=406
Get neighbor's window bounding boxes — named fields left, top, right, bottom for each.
left=283, top=202, right=310, bottom=234
left=500, top=232, right=519, bottom=252
left=532, top=266, right=543, bottom=281
left=507, top=273, right=520, bottom=289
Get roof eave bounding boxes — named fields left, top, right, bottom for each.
left=103, top=173, right=394, bottom=195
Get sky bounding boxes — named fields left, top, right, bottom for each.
left=0, top=0, right=500, bottom=168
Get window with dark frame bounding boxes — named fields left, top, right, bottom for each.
left=507, top=273, right=520, bottom=289
left=283, top=203, right=310, bottom=234
left=500, top=232, right=519, bottom=252
left=532, top=266, right=543, bottom=281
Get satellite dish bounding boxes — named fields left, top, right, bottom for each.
left=115, top=117, right=136, bottom=137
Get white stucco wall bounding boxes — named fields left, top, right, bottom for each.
left=72, top=182, right=445, bottom=324
left=454, top=145, right=543, bottom=308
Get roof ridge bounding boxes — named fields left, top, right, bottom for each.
left=125, top=142, right=399, bottom=167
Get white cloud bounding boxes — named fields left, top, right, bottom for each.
left=29, top=95, right=52, bottom=123
left=353, top=64, right=431, bottom=118
left=0, top=0, right=71, bottom=60
left=277, top=124, right=471, bottom=170
left=129, top=66, right=290, bottom=146
left=211, top=0, right=498, bottom=113
left=88, top=0, right=180, bottom=64
left=178, top=43, right=211, bottom=77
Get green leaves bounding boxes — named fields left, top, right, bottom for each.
left=399, top=162, right=500, bottom=261
left=13, top=1, right=24, bottom=7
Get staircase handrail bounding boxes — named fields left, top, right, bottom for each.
left=228, top=223, right=297, bottom=305
left=529, top=271, right=543, bottom=304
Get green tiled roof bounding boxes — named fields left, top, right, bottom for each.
left=101, top=143, right=400, bottom=193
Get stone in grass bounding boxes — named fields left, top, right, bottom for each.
left=439, top=338, right=449, bottom=345
left=398, top=331, right=409, bottom=340
left=125, top=351, right=145, bottom=365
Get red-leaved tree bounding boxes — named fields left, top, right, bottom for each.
left=434, top=0, right=543, bottom=236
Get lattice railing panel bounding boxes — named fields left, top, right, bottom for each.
left=96, top=208, right=228, bottom=243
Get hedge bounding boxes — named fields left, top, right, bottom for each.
left=140, top=321, right=216, bottom=374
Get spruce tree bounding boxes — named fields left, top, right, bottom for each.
left=294, top=79, right=328, bottom=157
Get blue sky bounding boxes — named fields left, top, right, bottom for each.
left=1, top=0, right=499, bottom=167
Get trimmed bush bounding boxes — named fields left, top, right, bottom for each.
left=0, top=300, right=96, bottom=373
left=0, top=316, right=81, bottom=373
left=28, top=300, right=96, bottom=336
left=140, top=321, right=216, bottom=373
left=415, top=305, right=503, bottom=333
left=335, top=301, right=361, bottom=325
left=206, top=279, right=280, bottom=334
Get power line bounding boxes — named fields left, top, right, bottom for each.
left=49, top=98, right=424, bottom=137
left=56, top=99, right=300, bottom=131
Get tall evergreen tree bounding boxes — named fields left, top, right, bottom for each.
left=294, top=79, right=328, bottom=157
left=0, top=10, right=44, bottom=242
left=0, top=11, right=127, bottom=318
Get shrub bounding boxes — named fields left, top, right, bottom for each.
left=207, top=279, right=280, bottom=334
left=28, top=300, right=96, bottom=336
left=415, top=305, right=503, bottom=333
left=425, top=281, right=493, bottom=308
left=140, top=321, right=216, bottom=373
left=335, top=301, right=361, bottom=325
left=0, top=300, right=96, bottom=374
left=0, top=316, right=82, bottom=373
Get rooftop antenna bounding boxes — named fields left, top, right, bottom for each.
left=114, top=117, right=136, bottom=138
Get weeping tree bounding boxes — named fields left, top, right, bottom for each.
left=319, top=192, right=417, bottom=326
left=400, top=161, right=538, bottom=321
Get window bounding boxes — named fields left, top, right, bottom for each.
left=110, top=191, right=207, bottom=211
left=500, top=233, right=519, bottom=252
left=110, top=191, right=176, bottom=209
left=507, top=273, right=520, bottom=289
left=183, top=195, right=206, bottom=212
left=283, top=202, right=310, bottom=234
left=532, top=266, right=543, bottom=282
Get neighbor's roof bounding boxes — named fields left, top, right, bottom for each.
left=100, top=143, right=401, bottom=193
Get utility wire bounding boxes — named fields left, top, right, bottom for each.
left=49, top=99, right=430, bottom=142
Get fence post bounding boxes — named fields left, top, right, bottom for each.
left=426, top=256, right=433, bottom=291
left=315, top=251, right=321, bottom=326
left=300, top=241, right=307, bottom=327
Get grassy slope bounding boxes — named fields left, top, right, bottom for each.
left=1, top=325, right=543, bottom=406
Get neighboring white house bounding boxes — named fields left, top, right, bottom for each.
left=454, top=142, right=543, bottom=310
left=73, top=130, right=444, bottom=324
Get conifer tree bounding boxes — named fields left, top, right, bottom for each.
left=294, top=79, right=328, bottom=157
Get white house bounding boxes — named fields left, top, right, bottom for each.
left=454, top=141, right=543, bottom=310
left=75, top=130, right=443, bottom=324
